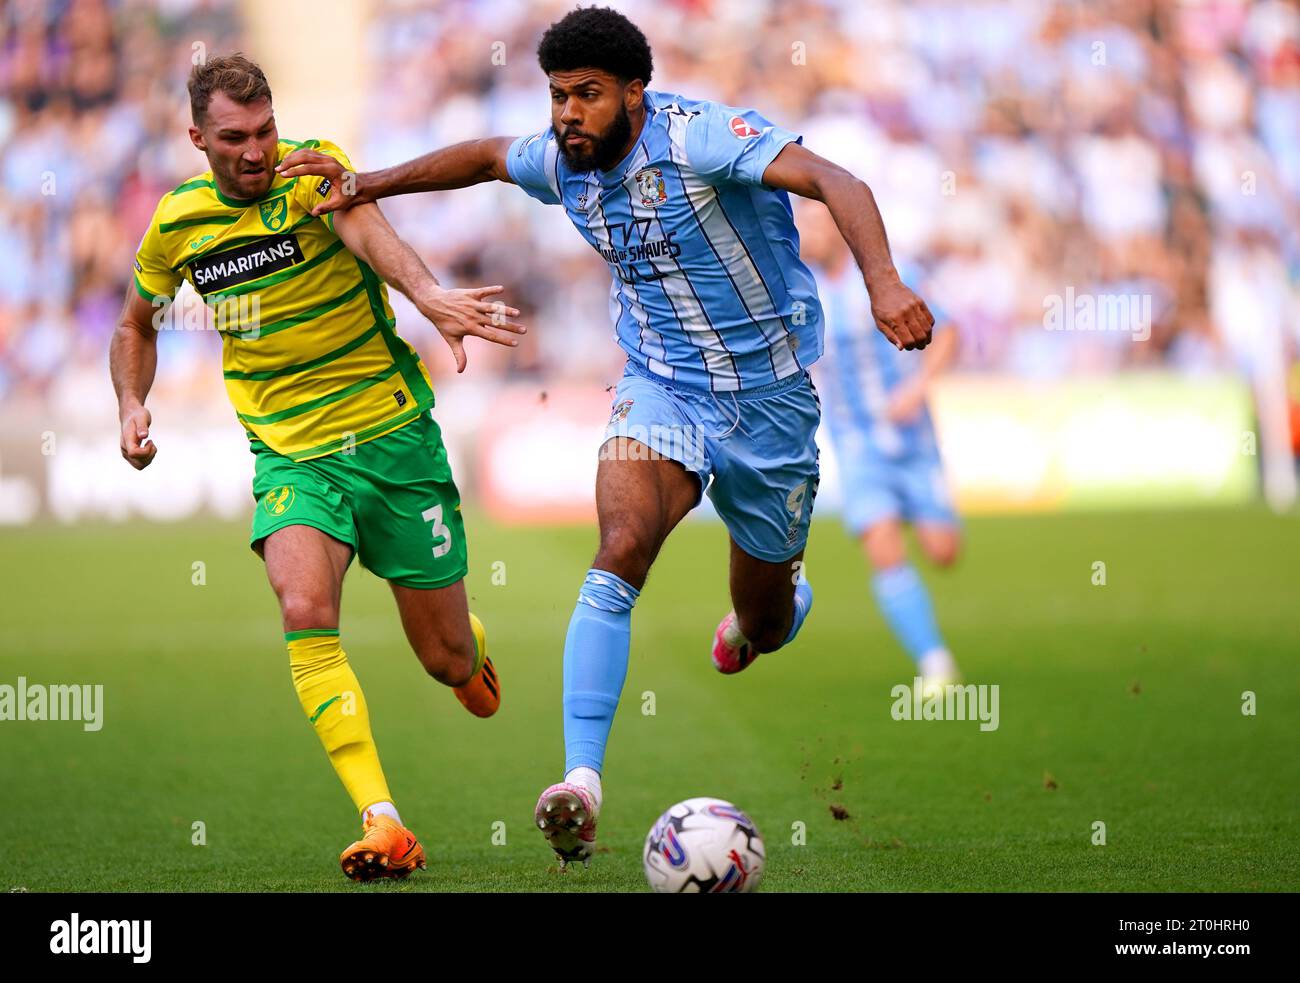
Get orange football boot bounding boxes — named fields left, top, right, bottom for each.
left=339, top=810, right=426, bottom=882
left=454, top=613, right=500, bottom=718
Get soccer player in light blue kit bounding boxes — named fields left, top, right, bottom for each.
left=279, top=6, right=934, bottom=868
left=800, top=202, right=962, bottom=694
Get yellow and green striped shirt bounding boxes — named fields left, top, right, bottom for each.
left=133, top=138, right=435, bottom=461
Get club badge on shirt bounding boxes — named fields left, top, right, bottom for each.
left=634, top=166, right=667, bottom=207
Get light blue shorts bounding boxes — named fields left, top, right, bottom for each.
left=603, top=362, right=821, bottom=563
left=835, top=441, right=958, bottom=536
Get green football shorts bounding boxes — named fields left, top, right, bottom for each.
left=248, top=410, right=468, bottom=589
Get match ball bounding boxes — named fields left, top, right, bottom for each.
left=643, top=796, right=765, bottom=893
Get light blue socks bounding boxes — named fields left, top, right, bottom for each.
left=871, top=564, right=945, bottom=662
left=781, top=578, right=814, bottom=647
left=562, top=569, right=639, bottom=774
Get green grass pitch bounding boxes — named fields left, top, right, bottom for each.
left=2, top=508, right=1297, bottom=892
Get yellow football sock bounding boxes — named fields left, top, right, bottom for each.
left=286, top=629, right=392, bottom=816
left=468, top=612, right=486, bottom=676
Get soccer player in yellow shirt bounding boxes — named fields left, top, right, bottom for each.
left=108, top=54, right=521, bottom=882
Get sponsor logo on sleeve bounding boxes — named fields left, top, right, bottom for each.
left=729, top=115, right=760, bottom=139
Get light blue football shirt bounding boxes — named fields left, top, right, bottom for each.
left=507, top=90, right=823, bottom=392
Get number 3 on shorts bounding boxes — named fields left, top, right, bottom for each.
left=422, top=504, right=453, bottom=559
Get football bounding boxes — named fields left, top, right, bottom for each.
left=642, top=797, right=766, bottom=893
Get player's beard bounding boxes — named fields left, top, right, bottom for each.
left=554, top=104, right=633, bottom=172
left=212, top=155, right=274, bottom=201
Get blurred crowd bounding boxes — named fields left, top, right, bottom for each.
left=0, top=0, right=242, bottom=413
left=2, top=0, right=1298, bottom=413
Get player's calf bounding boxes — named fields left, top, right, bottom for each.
left=735, top=608, right=795, bottom=654
left=713, top=576, right=814, bottom=674
left=391, top=581, right=478, bottom=686
left=588, top=444, right=700, bottom=588
left=591, top=524, right=660, bottom=588
left=391, top=582, right=500, bottom=717
left=713, top=544, right=814, bottom=674
left=410, top=631, right=477, bottom=687
left=406, top=612, right=500, bottom=717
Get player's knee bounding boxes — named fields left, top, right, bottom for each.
left=280, top=592, right=338, bottom=632
left=863, top=523, right=906, bottom=570
left=923, top=534, right=961, bottom=569
left=929, top=544, right=959, bottom=569
left=416, top=633, right=476, bottom=687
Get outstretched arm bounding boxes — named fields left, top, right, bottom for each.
left=763, top=143, right=933, bottom=351
left=332, top=201, right=526, bottom=372
left=110, top=288, right=163, bottom=469
left=277, top=137, right=516, bottom=216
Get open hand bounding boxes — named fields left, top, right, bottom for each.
left=416, top=284, right=527, bottom=372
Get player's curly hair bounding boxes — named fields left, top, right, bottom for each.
left=537, top=6, right=653, bottom=86
left=188, top=53, right=272, bottom=126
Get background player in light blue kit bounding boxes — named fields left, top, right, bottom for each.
left=279, top=5, right=935, bottom=867
left=800, top=202, right=961, bottom=694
